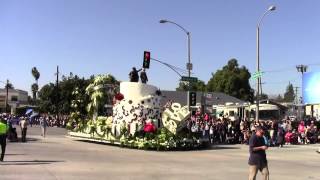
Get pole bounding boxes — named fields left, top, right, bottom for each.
left=56, top=66, right=60, bottom=126
left=6, top=79, right=9, bottom=113
left=187, top=32, right=191, bottom=79
left=187, top=32, right=191, bottom=111
left=256, top=27, right=260, bottom=122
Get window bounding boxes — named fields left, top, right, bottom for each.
left=11, top=96, right=18, bottom=101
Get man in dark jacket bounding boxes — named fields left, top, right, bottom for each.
left=248, top=126, right=269, bottom=180
left=129, top=67, right=141, bottom=82
left=140, top=69, right=148, bottom=84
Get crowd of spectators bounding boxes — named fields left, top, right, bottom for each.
left=186, top=110, right=320, bottom=147
left=0, top=113, right=68, bottom=128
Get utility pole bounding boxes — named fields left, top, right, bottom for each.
left=55, top=66, right=60, bottom=126
left=294, top=86, right=300, bottom=104
left=294, top=86, right=301, bottom=120
left=5, top=79, right=9, bottom=113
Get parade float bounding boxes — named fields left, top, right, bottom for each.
left=67, top=74, right=208, bottom=150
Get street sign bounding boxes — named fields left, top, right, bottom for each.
left=181, top=76, right=198, bottom=82
left=251, top=71, right=264, bottom=80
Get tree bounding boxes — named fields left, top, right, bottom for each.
left=274, top=94, right=283, bottom=102
left=5, top=82, right=14, bottom=89
left=38, top=73, right=93, bottom=115
left=283, top=82, right=295, bottom=102
left=31, top=67, right=40, bottom=83
left=176, top=80, right=206, bottom=92
left=207, top=59, right=253, bottom=101
left=31, top=83, right=39, bottom=101
left=259, top=93, right=269, bottom=100
left=38, top=83, right=56, bottom=113
left=31, top=67, right=40, bottom=101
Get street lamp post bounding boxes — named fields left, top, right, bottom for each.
left=256, top=5, right=276, bottom=122
left=160, top=19, right=192, bottom=110
left=159, top=20, right=192, bottom=79
left=296, top=64, right=308, bottom=118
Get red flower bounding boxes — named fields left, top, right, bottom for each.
left=115, top=93, right=124, bottom=101
left=144, top=122, right=156, bottom=133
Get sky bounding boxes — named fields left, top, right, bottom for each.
left=0, top=0, right=319, bottom=98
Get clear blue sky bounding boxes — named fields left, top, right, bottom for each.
left=0, top=0, right=320, bottom=97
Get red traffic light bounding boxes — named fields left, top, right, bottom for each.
left=143, top=51, right=151, bottom=69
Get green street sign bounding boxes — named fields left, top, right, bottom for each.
left=181, top=76, right=198, bottom=82
left=251, top=71, right=264, bottom=80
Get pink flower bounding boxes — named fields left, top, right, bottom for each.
left=144, top=122, right=156, bottom=133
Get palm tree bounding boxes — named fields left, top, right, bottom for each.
left=31, top=67, right=40, bottom=84
left=31, top=67, right=40, bottom=100
left=5, top=82, right=14, bottom=89
left=31, top=83, right=39, bottom=101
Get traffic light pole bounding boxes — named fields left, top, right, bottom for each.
left=187, top=32, right=192, bottom=112
left=150, top=58, right=184, bottom=77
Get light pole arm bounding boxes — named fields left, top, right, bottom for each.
left=257, top=10, right=270, bottom=28
left=165, top=20, right=189, bottom=35
left=151, top=58, right=183, bottom=77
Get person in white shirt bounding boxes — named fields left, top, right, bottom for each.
left=19, top=117, right=28, bottom=142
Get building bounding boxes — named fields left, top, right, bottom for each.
left=0, top=88, right=29, bottom=114
left=160, top=91, right=289, bottom=121
left=160, top=91, right=247, bottom=119
left=305, top=104, right=320, bottom=120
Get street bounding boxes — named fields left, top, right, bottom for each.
left=0, top=127, right=319, bottom=180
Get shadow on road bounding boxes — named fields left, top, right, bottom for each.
left=5, top=153, right=27, bottom=156
left=0, top=160, right=65, bottom=166
left=9, top=137, right=41, bottom=143
left=75, top=139, right=242, bottom=152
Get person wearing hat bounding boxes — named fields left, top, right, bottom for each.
left=248, top=126, right=269, bottom=180
left=0, top=118, right=9, bottom=161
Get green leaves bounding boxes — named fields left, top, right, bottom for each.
left=85, top=74, right=119, bottom=117
left=283, top=82, right=295, bottom=102
left=207, top=59, right=253, bottom=102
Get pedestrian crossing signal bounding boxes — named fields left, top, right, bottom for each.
left=143, top=51, right=151, bottom=69
left=189, top=91, right=196, bottom=106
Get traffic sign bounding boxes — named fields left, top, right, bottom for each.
left=181, top=76, right=198, bottom=82
left=251, top=71, right=264, bottom=80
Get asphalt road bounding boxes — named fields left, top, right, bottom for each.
left=1, top=126, right=320, bottom=180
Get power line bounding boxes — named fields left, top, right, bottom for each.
left=263, top=63, right=320, bottom=73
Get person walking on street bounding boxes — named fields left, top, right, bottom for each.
left=0, top=118, right=9, bottom=161
left=40, top=117, right=47, bottom=138
left=19, top=117, right=28, bottom=142
left=248, top=126, right=269, bottom=180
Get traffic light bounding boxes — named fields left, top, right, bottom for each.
left=143, top=51, right=151, bottom=69
left=189, top=91, right=197, bottom=106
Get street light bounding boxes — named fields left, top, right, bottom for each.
left=296, top=64, right=308, bottom=119
left=159, top=19, right=192, bottom=80
left=256, top=5, right=276, bottom=122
